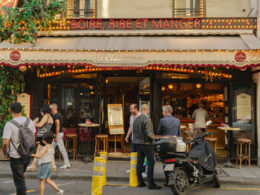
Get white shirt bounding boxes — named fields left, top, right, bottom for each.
left=192, top=108, right=209, bottom=129
left=129, top=112, right=141, bottom=140
left=3, top=117, right=36, bottom=158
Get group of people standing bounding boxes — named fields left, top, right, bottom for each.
left=2, top=102, right=70, bottom=195
left=125, top=103, right=182, bottom=190
left=125, top=102, right=209, bottom=190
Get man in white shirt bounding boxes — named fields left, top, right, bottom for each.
left=125, top=103, right=141, bottom=151
left=2, top=102, right=36, bottom=195
left=192, top=103, right=209, bottom=132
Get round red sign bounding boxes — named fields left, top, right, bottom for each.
left=10, top=50, right=21, bottom=61
left=235, top=51, right=246, bottom=63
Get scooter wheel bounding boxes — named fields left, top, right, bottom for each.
left=171, top=167, right=189, bottom=195
left=213, top=174, right=220, bottom=188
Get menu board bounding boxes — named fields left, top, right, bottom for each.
left=236, top=93, right=251, bottom=120
left=17, top=93, right=31, bottom=117
left=107, top=104, right=124, bottom=135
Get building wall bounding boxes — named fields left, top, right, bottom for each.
left=96, top=0, right=257, bottom=18
left=206, top=0, right=253, bottom=17
left=96, top=0, right=173, bottom=18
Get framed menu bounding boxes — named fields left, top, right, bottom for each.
left=236, top=93, right=251, bottom=120
left=107, top=104, right=124, bottom=135
left=17, top=93, right=31, bottom=117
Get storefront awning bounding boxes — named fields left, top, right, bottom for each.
left=0, top=35, right=260, bottom=68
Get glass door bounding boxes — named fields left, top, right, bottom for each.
left=230, top=83, right=256, bottom=159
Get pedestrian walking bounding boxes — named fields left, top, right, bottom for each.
left=158, top=105, right=181, bottom=186
left=2, top=102, right=36, bottom=195
left=132, top=104, right=161, bottom=190
left=27, top=106, right=56, bottom=172
left=31, top=131, right=64, bottom=195
left=50, top=103, right=71, bottom=169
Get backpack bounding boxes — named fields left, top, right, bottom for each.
left=9, top=118, right=36, bottom=158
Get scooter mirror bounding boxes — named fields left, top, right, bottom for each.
left=206, top=120, right=212, bottom=126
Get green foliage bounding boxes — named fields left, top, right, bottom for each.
left=0, top=67, right=25, bottom=147
left=0, top=0, right=66, bottom=44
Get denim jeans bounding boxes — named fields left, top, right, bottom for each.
left=136, top=144, right=155, bottom=186
left=10, top=157, right=30, bottom=195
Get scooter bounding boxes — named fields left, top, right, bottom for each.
left=153, top=122, right=220, bottom=195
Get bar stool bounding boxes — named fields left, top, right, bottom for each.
left=204, top=137, right=218, bottom=153
left=65, top=134, right=78, bottom=160
left=95, top=134, right=108, bottom=155
left=236, top=138, right=251, bottom=169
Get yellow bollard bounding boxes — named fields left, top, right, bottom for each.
left=100, top=152, right=108, bottom=186
left=129, top=152, right=138, bottom=187
left=91, top=157, right=104, bottom=195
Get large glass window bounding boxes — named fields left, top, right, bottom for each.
left=174, top=0, right=204, bottom=18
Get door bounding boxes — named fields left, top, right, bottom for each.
left=230, top=83, right=257, bottom=159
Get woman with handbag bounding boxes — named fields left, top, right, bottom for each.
left=27, top=106, right=55, bottom=171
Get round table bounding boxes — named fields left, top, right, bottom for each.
left=78, top=123, right=100, bottom=160
left=218, top=126, right=240, bottom=168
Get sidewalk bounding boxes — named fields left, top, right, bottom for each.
left=0, top=160, right=260, bottom=185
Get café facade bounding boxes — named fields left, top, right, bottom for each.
left=1, top=15, right=260, bottom=161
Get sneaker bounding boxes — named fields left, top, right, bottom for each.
left=142, top=172, right=147, bottom=178
left=57, top=189, right=64, bottom=194
left=60, top=164, right=71, bottom=169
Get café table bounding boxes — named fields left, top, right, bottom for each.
left=217, top=126, right=240, bottom=168
left=78, top=123, right=100, bottom=160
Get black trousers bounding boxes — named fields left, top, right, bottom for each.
left=136, top=144, right=155, bottom=186
left=10, top=157, right=30, bottom=195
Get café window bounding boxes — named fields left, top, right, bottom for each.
left=67, top=0, right=96, bottom=18
left=173, top=0, right=205, bottom=18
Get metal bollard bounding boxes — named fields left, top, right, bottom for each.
left=100, top=152, right=108, bottom=186
left=91, top=157, right=104, bottom=195
left=129, top=152, right=138, bottom=187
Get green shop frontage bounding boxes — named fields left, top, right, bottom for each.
left=0, top=17, right=260, bottom=165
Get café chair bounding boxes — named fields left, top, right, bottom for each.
left=236, top=138, right=251, bottom=169
left=95, top=134, right=109, bottom=155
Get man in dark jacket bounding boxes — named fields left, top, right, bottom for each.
left=133, top=104, right=161, bottom=190
left=157, top=105, right=181, bottom=186
left=158, top=105, right=181, bottom=137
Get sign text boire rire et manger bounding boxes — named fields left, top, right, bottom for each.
left=70, top=18, right=201, bottom=30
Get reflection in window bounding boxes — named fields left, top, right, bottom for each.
left=67, top=0, right=95, bottom=18
left=174, top=0, right=204, bottom=18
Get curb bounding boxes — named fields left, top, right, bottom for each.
left=1, top=173, right=260, bottom=186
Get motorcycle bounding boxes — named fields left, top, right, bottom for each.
left=153, top=122, right=220, bottom=195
